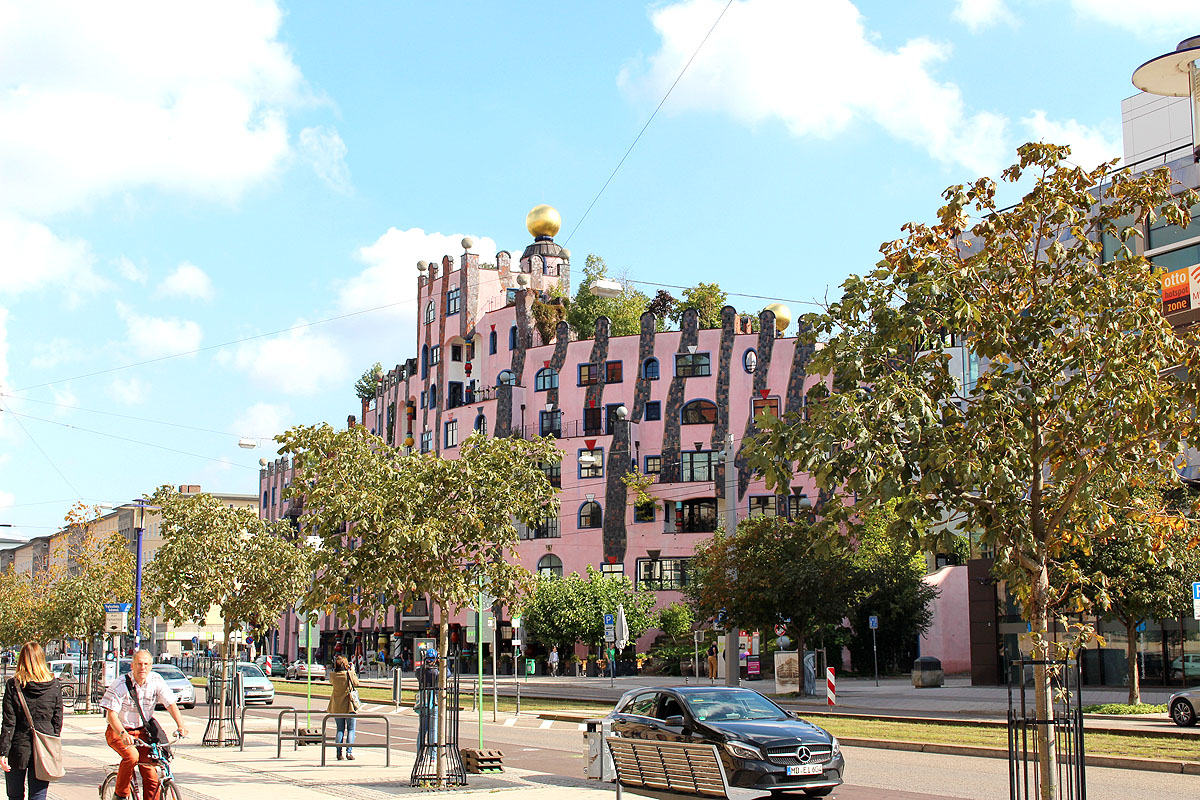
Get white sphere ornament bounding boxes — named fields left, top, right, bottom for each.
left=516, top=273, right=529, bottom=286
left=461, top=236, right=475, bottom=251
left=417, top=260, right=428, bottom=273
left=259, top=458, right=268, bottom=467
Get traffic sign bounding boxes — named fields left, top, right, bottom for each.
left=774, top=624, right=787, bottom=636
left=604, top=624, right=616, bottom=642
left=103, top=603, right=131, bottom=613
left=512, top=615, right=522, bottom=628
left=604, top=613, right=615, bottom=626
left=104, top=609, right=128, bottom=634
left=1193, top=582, right=1200, bottom=621
left=868, top=616, right=879, bottom=630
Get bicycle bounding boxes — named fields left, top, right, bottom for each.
left=99, top=732, right=185, bottom=800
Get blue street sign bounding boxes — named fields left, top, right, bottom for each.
left=1136, top=621, right=1146, bottom=633
left=1193, top=582, right=1200, bottom=601
left=103, top=603, right=131, bottom=612
left=604, top=613, right=615, bottom=626
left=868, top=615, right=879, bottom=630
left=192, top=636, right=199, bottom=645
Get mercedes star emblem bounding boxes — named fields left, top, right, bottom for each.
left=797, top=746, right=812, bottom=763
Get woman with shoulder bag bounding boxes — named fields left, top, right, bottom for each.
left=327, top=656, right=360, bottom=761
left=0, top=642, right=63, bottom=800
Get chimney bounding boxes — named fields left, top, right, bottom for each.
left=347, top=414, right=357, bottom=429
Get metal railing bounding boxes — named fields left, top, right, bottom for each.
left=1007, top=658, right=1085, bottom=800
left=320, top=714, right=392, bottom=767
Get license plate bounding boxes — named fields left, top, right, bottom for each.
left=786, top=764, right=823, bottom=776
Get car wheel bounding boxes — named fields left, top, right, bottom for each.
left=266, top=700, right=274, bottom=706
left=1171, top=699, right=1197, bottom=727
left=183, top=703, right=195, bottom=710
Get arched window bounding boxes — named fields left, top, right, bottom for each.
left=489, top=331, right=497, bottom=355
left=642, top=357, right=660, bottom=380
left=424, top=300, right=435, bottom=324
left=578, top=501, right=602, bottom=529
left=428, top=384, right=438, bottom=408
left=421, top=344, right=429, bottom=380
left=496, top=370, right=517, bottom=387
left=509, top=325, right=518, bottom=351
left=743, top=348, right=758, bottom=374
left=535, top=368, right=558, bottom=391
left=474, top=413, right=487, bottom=433
left=681, top=399, right=718, bottom=425
left=537, top=554, right=563, bottom=578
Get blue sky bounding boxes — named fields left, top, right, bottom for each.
left=2, top=0, right=1198, bottom=537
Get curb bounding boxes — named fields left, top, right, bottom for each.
left=834, top=736, right=1200, bottom=775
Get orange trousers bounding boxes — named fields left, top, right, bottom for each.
left=105, top=725, right=159, bottom=800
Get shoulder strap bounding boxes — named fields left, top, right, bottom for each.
left=125, top=673, right=152, bottom=730
left=13, top=682, right=35, bottom=730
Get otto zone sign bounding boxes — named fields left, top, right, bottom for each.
left=1161, top=264, right=1200, bottom=320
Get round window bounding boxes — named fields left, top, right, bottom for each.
left=743, top=349, right=758, bottom=374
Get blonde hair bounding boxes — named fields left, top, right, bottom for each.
left=13, top=642, right=52, bottom=687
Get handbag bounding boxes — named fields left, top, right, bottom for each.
left=347, top=676, right=362, bottom=713
left=125, top=675, right=171, bottom=758
left=13, top=680, right=64, bottom=782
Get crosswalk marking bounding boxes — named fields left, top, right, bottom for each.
left=577, top=723, right=586, bottom=731
left=503, top=717, right=518, bottom=727
left=539, top=720, right=553, bottom=729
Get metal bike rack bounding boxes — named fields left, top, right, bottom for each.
left=275, top=708, right=304, bottom=756
left=319, top=713, right=392, bottom=767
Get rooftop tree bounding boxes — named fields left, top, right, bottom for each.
left=276, top=425, right=560, bottom=785
left=566, top=255, right=650, bottom=338
left=747, top=143, right=1200, bottom=799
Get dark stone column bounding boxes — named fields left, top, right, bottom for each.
left=659, top=309, right=699, bottom=484
left=735, top=310, right=777, bottom=500
left=785, top=321, right=816, bottom=414
left=630, top=312, right=658, bottom=423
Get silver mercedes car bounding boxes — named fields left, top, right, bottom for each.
left=1169, top=685, right=1199, bottom=726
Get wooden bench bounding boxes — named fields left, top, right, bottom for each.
left=606, top=737, right=731, bottom=800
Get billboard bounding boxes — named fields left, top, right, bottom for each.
left=1161, top=264, right=1200, bottom=326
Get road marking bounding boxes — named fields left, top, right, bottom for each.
left=539, top=720, right=553, bottom=729
left=577, top=723, right=586, bottom=731
left=503, top=718, right=517, bottom=727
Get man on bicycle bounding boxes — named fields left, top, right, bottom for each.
left=100, top=650, right=188, bottom=800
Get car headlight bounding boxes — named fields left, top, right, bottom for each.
left=831, top=737, right=840, bottom=757
left=724, top=741, right=763, bottom=760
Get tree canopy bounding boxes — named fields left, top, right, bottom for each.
left=566, top=255, right=651, bottom=338
left=519, top=565, right=657, bottom=654
left=672, top=282, right=728, bottom=329
left=354, top=362, right=384, bottom=402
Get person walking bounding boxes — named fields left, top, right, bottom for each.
left=328, top=656, right=360, bottom=761
left=548, top=646, right=559, bottom=677
left=706, top=642, right=718, bottom=682
left=0, top=642, right=63, bottom=800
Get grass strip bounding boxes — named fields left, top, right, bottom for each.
left=820, top=717, right=1200, bottom=762
left=1082, top=703, right=1167, bottom=715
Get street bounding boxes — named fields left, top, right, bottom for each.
left=155, top=694, right=1199, bottom=800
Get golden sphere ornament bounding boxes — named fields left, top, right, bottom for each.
left=526, top=205, right=561, bottom=238
left=764, top=302, right=791, bottom=333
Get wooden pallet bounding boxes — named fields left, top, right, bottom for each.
left=460, top=747, right=504, bottom=773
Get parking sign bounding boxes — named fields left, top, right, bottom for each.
left=868, top=615, right=879, bottom=630
left=1193, top=582, right=1200, bottom=621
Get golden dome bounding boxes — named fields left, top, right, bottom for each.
left=764, top=302, right=791, bottom=333
left=526, top=205, right=561, bottom=238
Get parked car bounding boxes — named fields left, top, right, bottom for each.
left=608, top=686, right=844, bottom=797
left=285, top=660, right=326, bottom=681
left=151, top=663, right=197, bottom=709
left=1169, top=685, right=1199, bottom=726
left=253, top=654, right=288, bottom=678
left=47, top=660, right=80, bottom=683
left=1170, top=654, right=1200, bottom=682
left=236, top=662, right=275, bottom=705
left=90, top=658, right=132, bottom=701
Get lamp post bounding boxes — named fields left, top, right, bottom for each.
left=115, top=498, right=156, bottom=654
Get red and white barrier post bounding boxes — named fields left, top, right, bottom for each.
left=826, top=667, right=836, bottom=706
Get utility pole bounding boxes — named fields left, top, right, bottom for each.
left=723, top=433, right=739, bottom=687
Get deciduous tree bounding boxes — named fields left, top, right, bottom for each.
left=566, top=255, right=649, bottom=338
left=747, top=143, right=1200, bottom=798
left=520, top=566, right=657, bottom=657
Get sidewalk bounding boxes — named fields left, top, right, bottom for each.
left=50, top=713, right=612, bottom=800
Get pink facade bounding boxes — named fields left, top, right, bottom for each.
left=259, top=228, right=821, bottom=662
left=919, top=565, right=970, bottom=674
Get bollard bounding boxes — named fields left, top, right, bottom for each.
left=826, top=667, right=836, bottom=706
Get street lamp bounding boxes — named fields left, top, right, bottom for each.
left=115, top=498, right=157, bottom=653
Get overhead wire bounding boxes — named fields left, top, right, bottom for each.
left=3, top=409, right=258, bottom=472
left=564, top=0, right=736, bottom=245
left=0, top=393, right=259, bottom=440
left=0, top=397, right=82, bottom=499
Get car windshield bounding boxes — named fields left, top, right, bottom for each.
left=237, top=664, right=265, bottom=678
left=153, top=666, right=186, bottom=680
left=680, top=690, right=788, bottom=722
left=117, top=660, right=131, bottom=675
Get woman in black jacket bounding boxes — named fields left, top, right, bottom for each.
left=0, top=642, right=63, bottom=800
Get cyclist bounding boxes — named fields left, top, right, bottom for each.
left=99, top=650, right=188, bottom=800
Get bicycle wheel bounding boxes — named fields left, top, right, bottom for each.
left=61, top=683, right=76, bottom=708
left=162, top=779, right=183, bottom=800
left=99, top=772, right=118, bottom=800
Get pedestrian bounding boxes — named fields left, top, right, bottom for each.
left=548, top=646, right=559, bottom=677
left=707, top=641, right=718, bottom=681
left=0, top=642, right=64, bottom=800
left=327, top=655, right=360, bottom=761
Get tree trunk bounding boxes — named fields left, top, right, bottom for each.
left=1030, top=574, right=1056, bottom=800
left=217, top=623, right=231, bottom=746
left=1125, top=618, right=1141, bottom=706
left=436, top=610, right=449, bottom=786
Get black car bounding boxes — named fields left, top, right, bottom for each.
left=608, top=686, right=843, bottom=797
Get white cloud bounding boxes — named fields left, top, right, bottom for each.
left=106, top=376, right=148, bottom=405
left=0, top=216, right=104, bottom=302
left=216, top=325, right=349, bottom=396
left=156, top=262, right=214, bottom=301
left=299, top=126, right=352, bottom=193
left=231, top=401, right=293, bottom=439
left=952, top=0, right=1015, bottom=32
left=0, top=490, right=13, bottom=510
left=29, top=338, right=76, bottom=370
left=115, top=257, right=147, bottom=284
left=116, top=302, right=203, bottom=358
left=49, top=384, right=78, bottom=416
left=1022, top=111, right=1122, bottom=170
left=0, top=0, right=308, bottom=218
left=1069, top=0, right=1200, bottom=38
left=621, top=0, right=1010, bottom=175
left=0, top=307, right=8, bottom=392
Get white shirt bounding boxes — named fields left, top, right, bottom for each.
left=100, top=671, right=174, bottom=730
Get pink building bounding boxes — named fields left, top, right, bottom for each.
left=259, top=207, right=823, bottom=666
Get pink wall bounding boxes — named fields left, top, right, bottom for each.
left=920, top=565, right=970, bottom=674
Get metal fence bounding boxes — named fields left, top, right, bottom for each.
left=1007, top=658, right=1085, bottom=800
left=410, top=648, right=465, bottom=786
